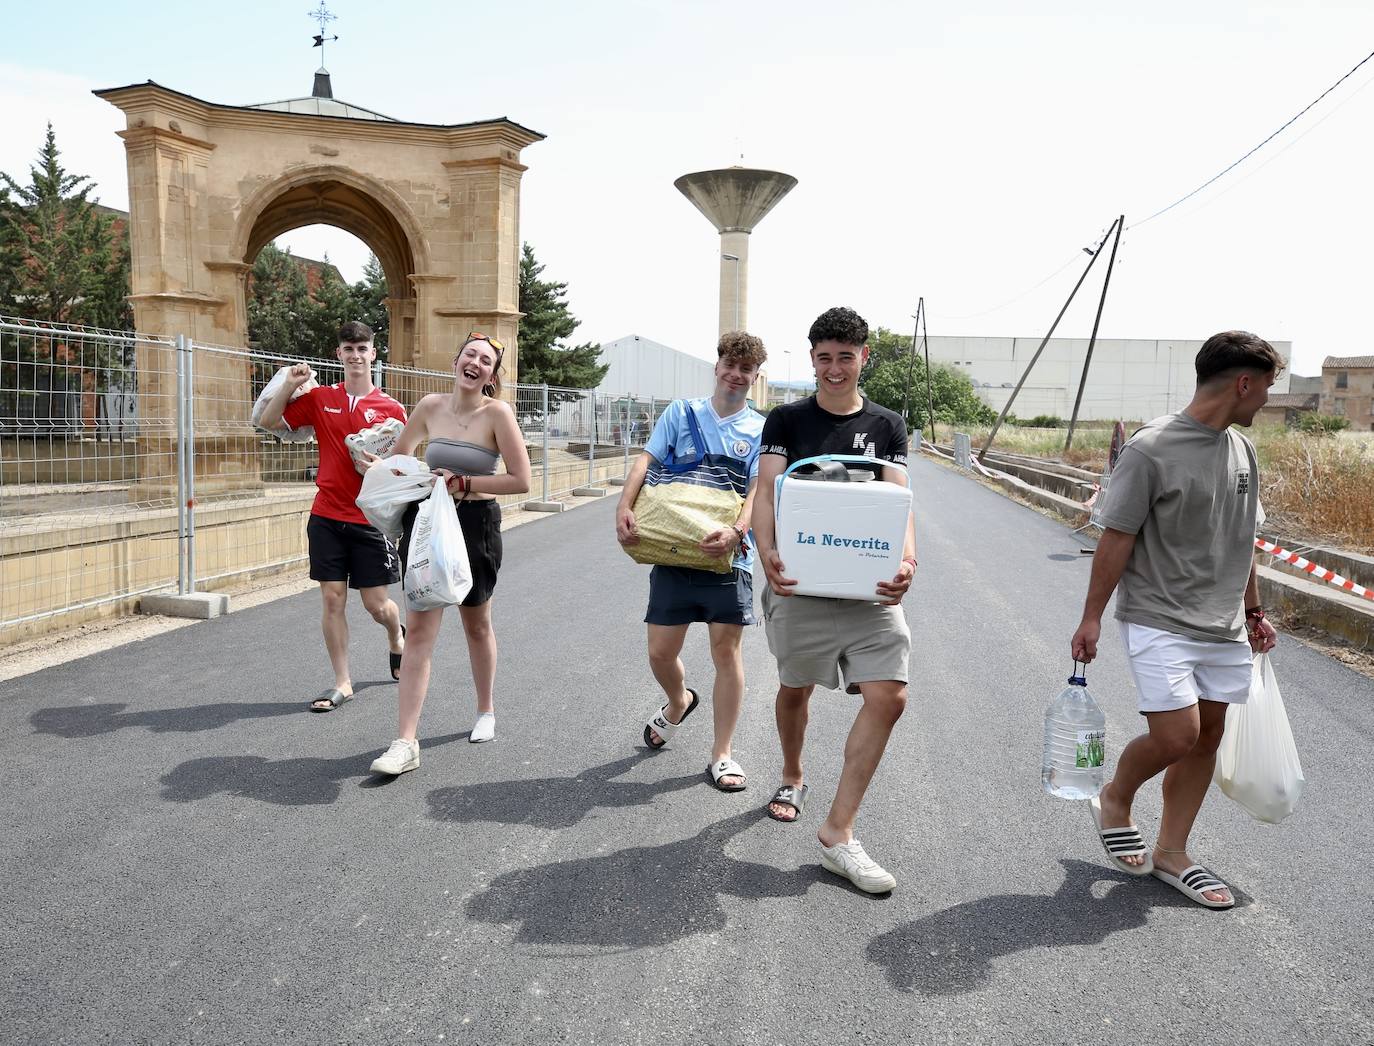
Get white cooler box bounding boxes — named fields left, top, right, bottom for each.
left=775, top=455, right=911, bottom=601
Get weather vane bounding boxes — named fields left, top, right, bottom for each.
left=309, top=1, right=338, bottom=67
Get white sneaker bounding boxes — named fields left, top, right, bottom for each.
left=819, top=838, right=896, bottom=894
left=370, top=738, right=420, bottom=775
left=470, top=713, right=496, bottom=744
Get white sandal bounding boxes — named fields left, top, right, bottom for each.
left=1088, top=795, right=1153, bottom=876
left=642, top=688, right=699, bottom=749
left=706, top=757, right=746, bottom=792
left=1152, top=864, right=1235, bottom=909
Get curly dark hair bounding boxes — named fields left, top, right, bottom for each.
left=807, top=306, right=868, bottom=348
left=1195, top=331, right=1286, bottom=384
left=717, top=331, right=767, bottom=368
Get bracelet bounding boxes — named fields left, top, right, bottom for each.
left=902, top=556, right=918, bottom=572
left=1245, top=605, right=1264, bottom=620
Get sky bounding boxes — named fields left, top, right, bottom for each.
left=4, top=1, right=1373, bottom=377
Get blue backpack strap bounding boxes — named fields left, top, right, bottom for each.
left=658, top=403, right=707, bottom=472
left=681, top=404, right=707, bottom=465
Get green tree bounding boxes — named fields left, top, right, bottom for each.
left=517, top=242, right=607, bottom=393
left=0, top=123, right=130, bottom=329
left=348, top=253, right=390, bottom=357
left=858, top=326, right=996, bottom=430
left=305, top=254, right=358, bottom=354
left=247, top=243, right=319, bottom=359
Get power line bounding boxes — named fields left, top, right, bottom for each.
left=936, top=224, right=1116, bottom=322
left=1133, top=46, right=1374, bottom=228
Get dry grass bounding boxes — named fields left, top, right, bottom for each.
left=935, top=422, right=1374, bottom=553
left=1255, top=427, right=1374, bottom=553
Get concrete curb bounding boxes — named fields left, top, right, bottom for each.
left=923, top=443, right=1374, bottom=650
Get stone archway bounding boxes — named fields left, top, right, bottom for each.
left=96, top=80, right=542, bottom=380
left=94, top=79, right=541, bottom=498
left=233, top=165, right=426, bottom=365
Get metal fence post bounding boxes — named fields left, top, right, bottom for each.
left=175, top=335, right=189, bottom=595
left=184, top=337, right=197, bottom=592
left=373, top=360, right=385, bottom=391
left=622, top=396, right=630, bottom=477
left=587, top=390, right=596, bottom=486
left=541, top=384, right=550, bottom=503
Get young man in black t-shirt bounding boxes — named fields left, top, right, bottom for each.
left=753, top=306, right=917, bottom=895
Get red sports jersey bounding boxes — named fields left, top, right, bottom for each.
left=283, top=383, right=407, bottom=525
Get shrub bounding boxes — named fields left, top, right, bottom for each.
left=1295, top=411, right=1350, bottom=434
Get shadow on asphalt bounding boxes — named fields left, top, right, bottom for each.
left=31, top=681, right=394, bottom=739
left=426, top=753, right=702, bottom=830
left=157, top=731, right=467, bottom=806
left=464, top=808, right=828, bottom=948
left=866, top=858, right=1209, bottom=994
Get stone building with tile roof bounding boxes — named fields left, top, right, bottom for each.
left=1321, top=355, right=1374, bottom=430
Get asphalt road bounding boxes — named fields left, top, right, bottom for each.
left=2, top=455, right=1371, bottom=1045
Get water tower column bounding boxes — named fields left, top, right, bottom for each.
left=718, top=232, right=749, bottom=335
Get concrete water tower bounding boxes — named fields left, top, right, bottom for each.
left=674, top=167, right=797, bottom=398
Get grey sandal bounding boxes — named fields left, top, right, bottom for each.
left=309, top=688, right=351, bottom=712
left=766, top=783, right=809, bottom=822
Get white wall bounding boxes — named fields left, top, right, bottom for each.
left=927, top=337, right=1293, bottom=421
left=595, top=334, right=717, bottom=401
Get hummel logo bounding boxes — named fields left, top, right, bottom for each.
left=323, top=407, right=342, bottom=414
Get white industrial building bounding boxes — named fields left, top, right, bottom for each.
left=595, top=335, right=718, bottom=401
left=926, top=336, right=1292, bottom=421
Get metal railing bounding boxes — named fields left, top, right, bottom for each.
left=0, top=314, right=679, bottom=636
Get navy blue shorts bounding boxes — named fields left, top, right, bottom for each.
left=645, top=566, right=755, bottom=626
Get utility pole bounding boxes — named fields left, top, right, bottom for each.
left=977, top=219, right=1118, bottom=464
left=1064, top=215, right=1125, bottom=454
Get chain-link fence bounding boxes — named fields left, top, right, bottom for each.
left=1, top=314, right=665, bottom=642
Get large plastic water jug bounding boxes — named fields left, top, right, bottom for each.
left=1042, top=663, right=1106, bottom=800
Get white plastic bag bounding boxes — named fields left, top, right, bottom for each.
left=1213, top=654, right=1305, bottom=823
left=355, top=455, right=433, bottom=543
left=403, top=482, right=472, bottom=611
left=251, top=366, right=318, bottom=442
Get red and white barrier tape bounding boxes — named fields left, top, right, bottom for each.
left=1256, top=538, right=1374, bottom=602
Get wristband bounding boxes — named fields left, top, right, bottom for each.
left=731, top=522, right=748, bottom=547
left=901, top=556, right=917, bottom=579
left=1245, top=605, right=1264, bottom=620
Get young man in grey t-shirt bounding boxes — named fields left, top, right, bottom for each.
left=1070, top=331, right=1281, bottom=909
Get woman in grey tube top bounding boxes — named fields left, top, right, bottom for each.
left=363, top=333, right=532, bottom=776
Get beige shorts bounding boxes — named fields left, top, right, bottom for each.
left=761, top=586, right=911, bottom=694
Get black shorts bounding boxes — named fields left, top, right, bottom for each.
left=307, top=514, right=401, bottom=589
left=645, top=566, right=755, bottom=626
left=399, top=497, right=503, bottom=607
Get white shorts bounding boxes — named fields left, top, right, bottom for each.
left=1119, top=622, right=1253, bottom=714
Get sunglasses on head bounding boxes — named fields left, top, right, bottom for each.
left=464, top=332, right=505, bottom=353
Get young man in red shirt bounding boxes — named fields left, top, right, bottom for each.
left=258, top=321, right=408, bottom=711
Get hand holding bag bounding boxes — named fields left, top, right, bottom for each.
left=623, top=406, right=742, bottom=575
left=251, top=366, right=318, bottom=442
left=1213, top=653, right=1305, bottom=824
left=355, top=455, right=433, bottom=543
left=403, top=482, right=473, bottom=611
